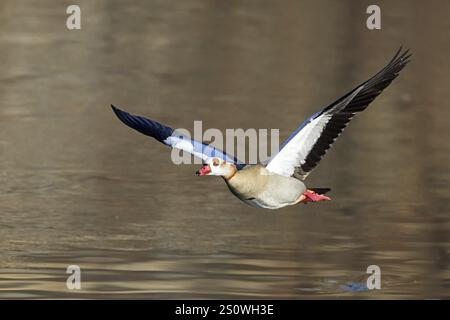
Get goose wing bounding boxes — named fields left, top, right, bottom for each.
left=111, top=105, right=246, bottom=168
left=265, top=48, right=411, bottom=180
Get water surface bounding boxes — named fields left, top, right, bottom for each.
left=0, top=0, right=449, bottom=298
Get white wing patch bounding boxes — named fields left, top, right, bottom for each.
left=265, top=114, right=331, bottom=177
left=265, top=86, right=364, bottom=179
left=164, top=135, right=209, bottom=162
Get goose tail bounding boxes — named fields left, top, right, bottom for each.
left=309, top=188, right=331, bottom=195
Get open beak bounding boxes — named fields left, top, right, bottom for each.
left=196, top=164, right=211, bottom=176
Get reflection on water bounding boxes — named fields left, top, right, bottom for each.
left=0, top=0, right=449, bottom=298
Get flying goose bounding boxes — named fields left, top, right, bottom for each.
left=111, top=48, right=411, bottom=209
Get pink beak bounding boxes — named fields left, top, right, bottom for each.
left=196, top=164, right=211, bottom=176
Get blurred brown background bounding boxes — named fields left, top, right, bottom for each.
left=0, top=0, right=448, bottom=298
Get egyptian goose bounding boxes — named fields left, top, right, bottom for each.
left=111, top=48, right=410, bottom=209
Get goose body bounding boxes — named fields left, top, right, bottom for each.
left=111, top=48, right=411, bottom=210
left=225, top=165, right=306, bottom=209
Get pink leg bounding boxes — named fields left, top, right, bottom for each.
left=300, top=190, right=331, bottom=204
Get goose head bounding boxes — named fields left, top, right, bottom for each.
left=196, top=157, right=237, bottom=179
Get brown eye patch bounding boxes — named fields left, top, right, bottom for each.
left=212, top=158, right=220, bottom=166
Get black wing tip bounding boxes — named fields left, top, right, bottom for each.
left=111, top=104, right=128, bottom=118
left=111, top=104, right=125, bottom=119
left=390, top=46, right=412, bottom=69
left=365, top=46, right=411, bottom=89
left=310, top=188, right=331, bottom=195
left=110, top=104, right=174, bottom=142
left=110, top=104, right=137, bottom=130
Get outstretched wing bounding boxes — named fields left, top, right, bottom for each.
left=265, top=47, right=411, bottom=180
left=111, top=105, right=246, bottom=168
